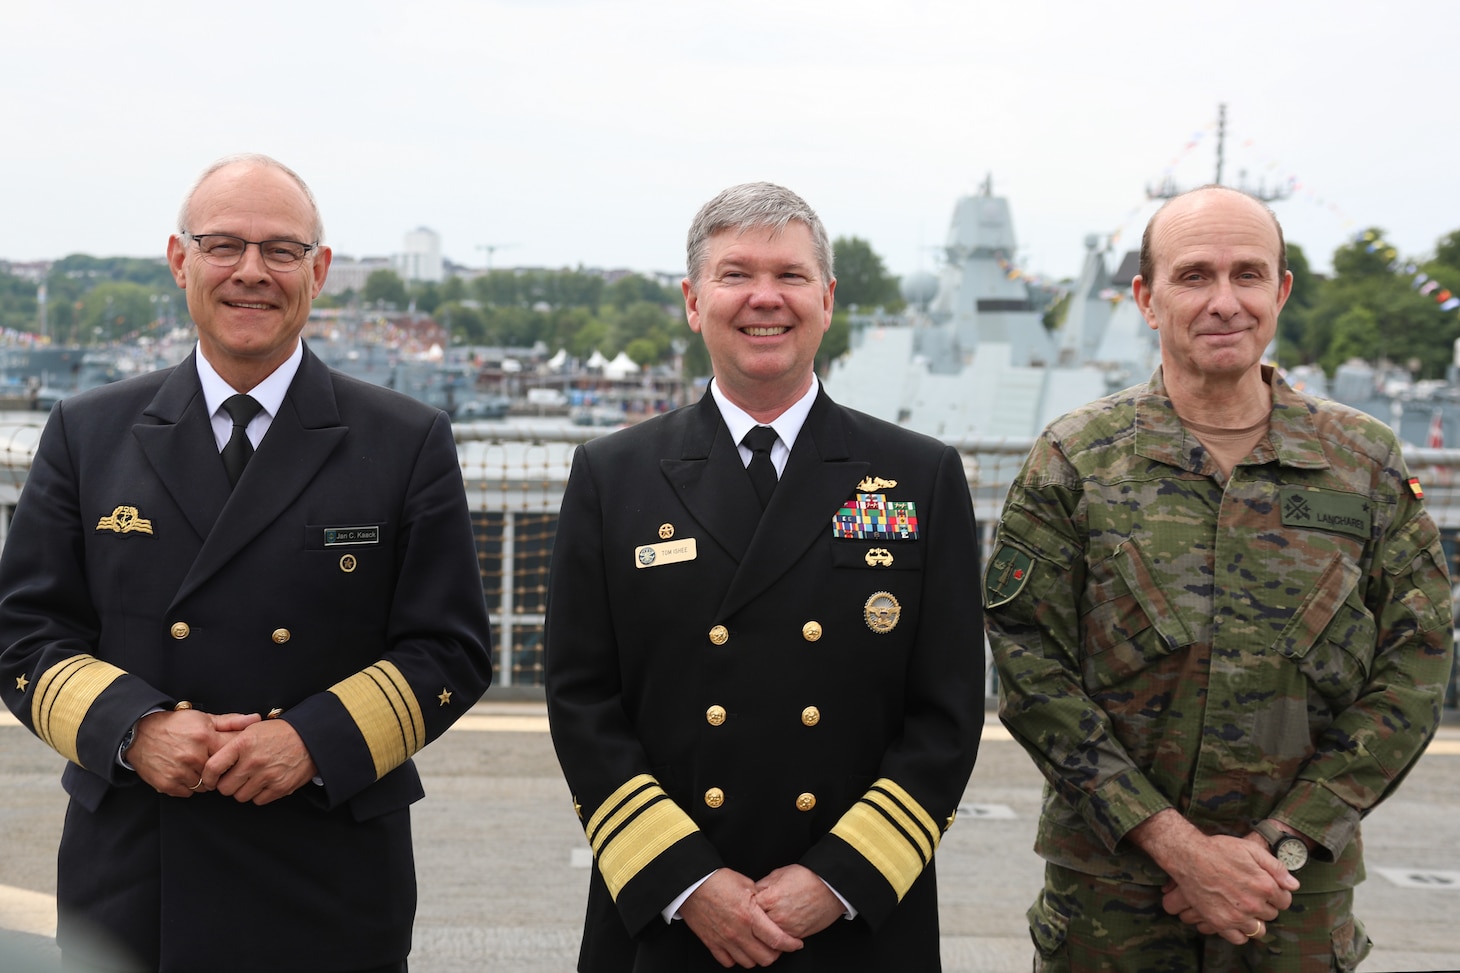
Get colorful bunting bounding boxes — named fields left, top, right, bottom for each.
left=1361, top=229, right=1460, bottom=319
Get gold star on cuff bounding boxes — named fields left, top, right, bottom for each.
left=15, top=674, right=28, bottom=692
left=437, top=688, right=452, bottom=706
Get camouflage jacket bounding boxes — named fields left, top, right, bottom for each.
left=984, top=367, right=1453, bottom=890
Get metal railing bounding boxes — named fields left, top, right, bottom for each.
left=2, top=419, right=1459, bottom=694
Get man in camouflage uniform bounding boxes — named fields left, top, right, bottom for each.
left=984, top=185, right=1454, bottom=972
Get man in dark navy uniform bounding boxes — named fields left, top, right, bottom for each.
left=0, top=154, right=493, bottom=972
left=546, top=182, right=984, bottom=970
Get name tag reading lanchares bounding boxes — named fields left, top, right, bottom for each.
left=635, top=537, right=697, bottom=569
left=1278, top=488, right=1372, bottom=539
left=324, top=526, right=381, bottom=547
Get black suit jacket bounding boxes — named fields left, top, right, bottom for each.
left=545, top=387, right=983, bottom=972
left=0, top=344, right=493, bottom=972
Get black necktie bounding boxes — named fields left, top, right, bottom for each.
left=742, top=425, right=779, bottom=510
left=221, top=393, right=264, bottom=488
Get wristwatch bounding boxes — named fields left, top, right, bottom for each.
left=1253, top=820, right=1309, bottom=871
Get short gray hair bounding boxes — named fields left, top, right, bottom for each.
left=177, top=153, right=325, bottom=243
left=685, top=182, right=833, bottom=287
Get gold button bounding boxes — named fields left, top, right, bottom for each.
left=271, top=628, right=291, bottom=644
left=170, top=622, right=190, bottom=640
left=706, top=705, right=727, bottom=726
left=801, top=706, right=820, bottom=727
left=796, top=792, right=816, bottom=812
left=802, top=621, right=822, bottom=642
left=709, top=625, right=729, bottom=645
left=705, top=787, right=725, bottom=809
left=172, top=700, right=193, bottom=711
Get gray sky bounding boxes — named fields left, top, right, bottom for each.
left=3, top=0, right=1454, bottom=283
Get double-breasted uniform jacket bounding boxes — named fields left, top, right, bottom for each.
left=545, top=387, right=984, bottom=972
left=0, top=344, right=494, bottom=973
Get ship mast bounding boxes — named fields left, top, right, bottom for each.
left=1148, top=104, right=1291, bottom=201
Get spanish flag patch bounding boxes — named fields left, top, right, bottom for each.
left=1408, top=476, right=1424, bottom=500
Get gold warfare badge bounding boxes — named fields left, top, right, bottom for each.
left=96, top=505, right=153, bottom=535
left=864, top=591, right=901, bottom=634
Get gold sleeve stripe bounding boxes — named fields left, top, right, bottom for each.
left=584, top=774, right=701, bottom=901
left=327, top=661, right=425, bottom=780
left=585, top=774, right=657, bottom=844
left=829, top=778, right=940, bottom=902
left=31, top=654, right=126, bottom=768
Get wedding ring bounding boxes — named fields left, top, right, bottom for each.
left=189, top=776, right=204, bottom=791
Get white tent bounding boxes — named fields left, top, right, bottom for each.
left=585, top=349, right=608, bottom=370
left=603, top=351, right=639, bottom=380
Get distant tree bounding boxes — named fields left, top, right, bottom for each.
left=817, top=311, right=850, bottom=373
left=681, top=332, right=711, bottom=381
left=440, top=276, right=467, bottom=303
left=831, top=237, right=901, bottom=312
left=1274, top=242, right=1317, bottom=367
left=1307, top=233, right=1455, bottom=378
left=473, top=270, right=521, bottom=307
left=1433, top=229, right=1460, bottom=272
left=0, top=270, right=39, bottom=334
left=610, top=301, right=676, bottom=361
left=50, top=254, right=174, bottom=290
left=79, top=281, right=157, bottom=343
left=568, top=319, right=610, bottom=359
left=364, top=269, right=408, bottom=309
left=410, top=280, right=441, bottom=315
left=607, top=273, right=677, bottom=310
left=436, top=301, right=486, bottom=344
left=1331, top=229, right=1398, bottom=280
left=624, top=337, right=659, bottom=367
left=1321, top=306, right=1380, bottom=374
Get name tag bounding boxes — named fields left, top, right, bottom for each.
left=324, top=526, right=381, bottom=546
left=1279, top=489, right=1371, bottom=539
left=635, top=538, right=697, bottom=569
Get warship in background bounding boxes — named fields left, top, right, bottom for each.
left=823, top=176, right=1460, bottom=451
left=823, top=176, right=1159, bottom=440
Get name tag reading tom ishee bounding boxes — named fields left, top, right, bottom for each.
left=635, top=538, right=698, bottom=569
left=324, top=526, right=381, bottom=547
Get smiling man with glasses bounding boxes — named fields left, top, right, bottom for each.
left=0, top=154, right=494, bottom=973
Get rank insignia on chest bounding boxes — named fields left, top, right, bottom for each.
left=96, top=505, right=153, bottom=535
left=833, top=494, right=919, bottom=540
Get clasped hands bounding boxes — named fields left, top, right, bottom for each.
left=1159, top=832, right=1302, bottom=946
left=679, top=864, right=845, bottom=968
left=127, top=708, right=319, bottom=806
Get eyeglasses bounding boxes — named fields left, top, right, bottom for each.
left=183, top=232, right=319, bottom=271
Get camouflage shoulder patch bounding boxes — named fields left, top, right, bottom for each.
left=984, top=541, right=1034, bottom=608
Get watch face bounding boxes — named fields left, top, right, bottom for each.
left=1275, top=837, right=1308, bottom=870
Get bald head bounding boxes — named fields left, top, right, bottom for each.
left=1139, top=185, right=1286, bottom=286
left=178, top=153, right=325, bottom=244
